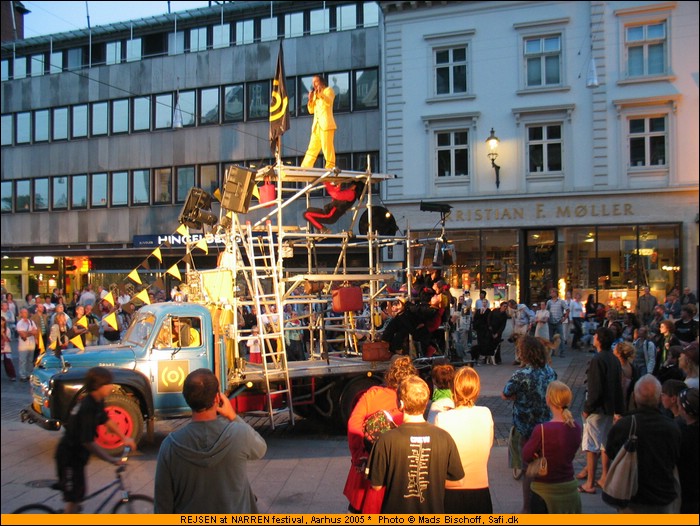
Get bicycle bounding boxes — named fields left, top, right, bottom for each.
left=13, top=447, right=153, bottom=514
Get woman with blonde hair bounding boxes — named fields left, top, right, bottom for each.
left=522, top=380, right=582, bottom=513
left=614, top=341, right=640, bottom=410
left=435, top=366, right=494, bottom=513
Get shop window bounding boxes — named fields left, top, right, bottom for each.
left=91, top=173, right=108, bottom=208
left=132, top=169, right=150, bottom=205
left=34, top=178, right=49, bottom=211
left=72, top=175, right=88, bottom=209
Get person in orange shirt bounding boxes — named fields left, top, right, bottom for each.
left=301, top=75, right=337, bottom=169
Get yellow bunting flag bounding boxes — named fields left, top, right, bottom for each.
left=70, top=335, right=85, bottom=351
left=176, top=224, right=189, bottom=236
left=76, top=316, right=88, bottom=328
left=49, top=338, right=57, bottom=351
left=103, top=292, right=115, bottom=307
left=252, top=185, right=260, bottom=199
left=213, top=188, right=222, bottom=201
left=166, top=263, right=182, bottom=281
left=134, top=288, right=151, bottom=305
left=127, top=269, right=142, bottom=285
left=103, top=311, right=119, bottom=331
left=195, top=237, right=209, bottom=254
left=37, top=333, right=45, bottom=356
left=151, top=247, right=162, bottom=263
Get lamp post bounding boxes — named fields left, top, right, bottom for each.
left=485, top=128, right=501, bottom=188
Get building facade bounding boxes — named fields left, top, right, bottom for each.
left=1, top=1, right=382, bottom=298
left=380, top=0, right=698, bottom=309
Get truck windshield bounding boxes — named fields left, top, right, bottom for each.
left=123, top=311, right=156, bottom=346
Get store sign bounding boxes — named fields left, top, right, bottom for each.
left=451, top=201, right=635, bottom=223
left=133, top=234, right=228, bottom=248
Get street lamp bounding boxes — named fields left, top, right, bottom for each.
left=485, top=128, right=501, bottom=189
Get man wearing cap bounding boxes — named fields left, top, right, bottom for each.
left=605, top=374, right=681, bottom=513
left=677, top=387, right=698, bottom=513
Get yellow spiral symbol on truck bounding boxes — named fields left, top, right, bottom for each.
left=161, top=365, right=186, bottom=388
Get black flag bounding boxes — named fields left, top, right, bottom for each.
left=269, top=41, right=290, bottom=155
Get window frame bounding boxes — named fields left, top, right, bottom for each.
left=421, top=112, right=479, bottom=189
left=424, top=29, right=475, bottom=102
left=514, top=18, right=570, bottom=94
left=525, top=123, right=563, bottom=175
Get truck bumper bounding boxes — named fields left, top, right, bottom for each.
left=20, top=405, right=61, bottom=431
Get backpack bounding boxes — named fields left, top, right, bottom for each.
left=362, top=409, right=397, bottom=452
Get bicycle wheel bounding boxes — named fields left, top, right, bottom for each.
left=13, top=503, right=56, bottom=513
left=111, top=494, right=154, bottom=513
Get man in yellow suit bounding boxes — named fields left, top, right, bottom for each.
left=301, top=75, right=337, bottom=169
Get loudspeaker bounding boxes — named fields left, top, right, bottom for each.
left=221, top=166, right=257, bottom=213
left=179, top=187, right=217, bottom=229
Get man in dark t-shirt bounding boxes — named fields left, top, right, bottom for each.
left=367, top=376, right=464, bottom=513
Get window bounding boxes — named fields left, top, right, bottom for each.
left=16, top=180, right=31, bottom=211
left=53, top=107, right=69, bottom=140
left=190, top=27, right=207, bottom=52
left=52, top=177, right=68, bottom=210
left=72, top=104, right=88, bottom=138
left=91, top=102, right=109, bottom=136
left=628, top=116, right=666, bottom=167
left=212, top=23, right=230, bottom=49
left=298, top=76, right=315, bottom=116
left=133, top=96, right=151, bottom=131
left=436, top=130, right=469, bottom=178
left=34, top=109, right=50, bottom=142
left=329, top=72, right=350, bottom=113
left=111, top=171, right=129, bottom=206
left=176, top=167, right=195, bottom=203
left=200, top=87, right=220, bottom=125
left=200, top=165, right=219, bottom=196
left=154, top=168, right=172, bottom=204
left=106, top=41, right=122, bottom=65
left=626, top=21, right=667, bottom=77
left=261, top=17, right=278, bottom=42
left=126, top=38, right=142, bottom=62
left=67, top=48, right=83, bottom=70
left=224, top=84, right=244, bottom=122
left=16, top=112, right=31, bottom=144
left=168, top=31, right=185, bottom=55
left=247, top=80, right=269, bottom=120
left=132, top=169, right=150, bottom=205
left=178, top=90, right=196, bottom=127
left=112, top=99, right=129, bottom=134
left=154, top=93, right=173, bottom=129
left=34, top=178, right=49, bottom=211
left=31, top=54, right=45, bottom=76
left=13, top=56, right=27, bottom=79
left=353, top=69, right=379, bottom=110
left=525, top=35, right=561, bottom=87
left=91, top=173, right=108, bottom=208
left=285, top=12, right=304, bottom=38
left=363, top=2, right=379, bottom=27
left=1, top=115, right=12, bottom=145
left=72, top=175, right=88, bottom=208
left=1, top=181, right=12, bottom=212
left=236, top=20, right=254, bottom=45
left=310, top=7, right=329, bottom=35
left=435, top=46, right=467, bottom=95
left=527, top=124, right=562, bottom=173
left=50, top=51, right=63, bottom=74
left=1, top=59, right=8, bottom=81
left=338, top=4, right=357, bottom=31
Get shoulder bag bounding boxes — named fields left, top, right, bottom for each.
left=525, top=424, right=548, bottom=478
left=602, top=415, right=638, bottom=508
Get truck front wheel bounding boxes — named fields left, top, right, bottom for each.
left=337, top=375, right=382, bottom=428
left=95, top=393, right=144, bottom=455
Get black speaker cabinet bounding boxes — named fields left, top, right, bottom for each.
left=221, top=166, right=257, bottom=213
left=179, top=187, right=216, bottom=229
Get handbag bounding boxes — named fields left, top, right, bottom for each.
left=362, top=409, right=397, bottom=453
left=602, top=415, right=638, bottom=508
left=525, top=424, right=548, bottom=478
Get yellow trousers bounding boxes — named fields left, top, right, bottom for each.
left=301, top=128, right=336, bottom=169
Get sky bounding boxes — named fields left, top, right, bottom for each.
left=21, top=1, right=215, bottom=38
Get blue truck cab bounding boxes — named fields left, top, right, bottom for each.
left=21, top=302, right=223, bottom=453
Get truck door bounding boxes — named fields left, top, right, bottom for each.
left=152, top=315, right=211, bottom=414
